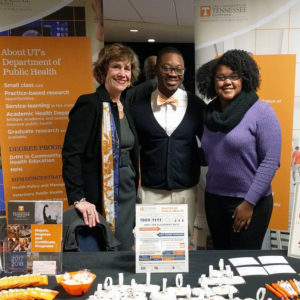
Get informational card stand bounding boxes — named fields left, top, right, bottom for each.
left=6, top=200, right=62, bottom=274
left=135, top=204, right=188, bottom=273
left=288, top=183, right=300, bottom=259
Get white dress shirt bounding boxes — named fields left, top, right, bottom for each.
left=151, top=88, right=188, bottom=136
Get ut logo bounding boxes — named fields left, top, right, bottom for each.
left=18, top=206, right=24, bottom=212
left=200, top=6, right=211, bottom=17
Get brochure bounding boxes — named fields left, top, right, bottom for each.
left=6, top=200, right=62, bottom=274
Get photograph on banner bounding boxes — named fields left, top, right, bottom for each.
left=0, top=37, right=94, bottom=212
left=0, top=0, right=73, bottom=34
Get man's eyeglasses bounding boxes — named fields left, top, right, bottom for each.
left=215, top=74, right=240, bottom=82
left=160, top=65, right=185, bottom=75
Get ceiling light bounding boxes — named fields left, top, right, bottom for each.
left=130, top=29, right=138, bottom=32
left=148, top=38, right=155, bottom=43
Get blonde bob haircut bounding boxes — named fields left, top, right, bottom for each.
left=93, top=43, right=140, bottom=85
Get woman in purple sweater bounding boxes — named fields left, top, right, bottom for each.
left=196, top=50, right=281, bottom=249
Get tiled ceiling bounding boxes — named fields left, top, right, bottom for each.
left=103, top=0, right=194, bottom=43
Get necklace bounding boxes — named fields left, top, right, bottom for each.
left=112, top=98, right=123, bottom=112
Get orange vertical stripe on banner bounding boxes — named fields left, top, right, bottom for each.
left=255, top=54, right=296, bottom=230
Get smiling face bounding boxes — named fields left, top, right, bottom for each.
left=214, top=64, right=242, bottom=109
left=105, top=60, right=131, bottom=99
left=156, top=52, right=184, bottom=98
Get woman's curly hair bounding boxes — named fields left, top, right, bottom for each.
left=196, top=49, right=260, bottom=99
left=93, top=43, right=140, bottom=85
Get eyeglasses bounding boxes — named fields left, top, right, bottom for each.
left=215, top=74, right=240, bottom=82
left=160, top=65, right=185, bottom=75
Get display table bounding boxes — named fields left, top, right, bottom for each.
left=41, top=250, right=300, bottom=299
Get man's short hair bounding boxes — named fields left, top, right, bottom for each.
left=157, top=47, right=184, bottom=64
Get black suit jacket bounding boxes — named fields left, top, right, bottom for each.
left=126, top=81, right=206, bottom=190
left=62, top=85, right=139, bottom=213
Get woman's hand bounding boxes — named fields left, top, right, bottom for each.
left=232, top=200, right=254, bottom=232
left=75, top=201, right=100, bottom=227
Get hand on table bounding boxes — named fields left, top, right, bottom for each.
left=75, top=200, right=100, bottom=227
left=232, top=200, right=254, bottom=233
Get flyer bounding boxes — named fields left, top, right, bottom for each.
left=135, top=204, right=188, bottom=273
left=6, top=200, right=62, bottom=274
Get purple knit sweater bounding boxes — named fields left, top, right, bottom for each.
left=202, top=100, right=281, bottom=205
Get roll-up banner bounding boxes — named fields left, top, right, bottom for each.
left=0, top=37, right=94, bottom=211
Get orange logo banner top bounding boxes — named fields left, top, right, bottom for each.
left=200, top=6, right=211, bottom=17
left=0, top=37, right=94, bottom=211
